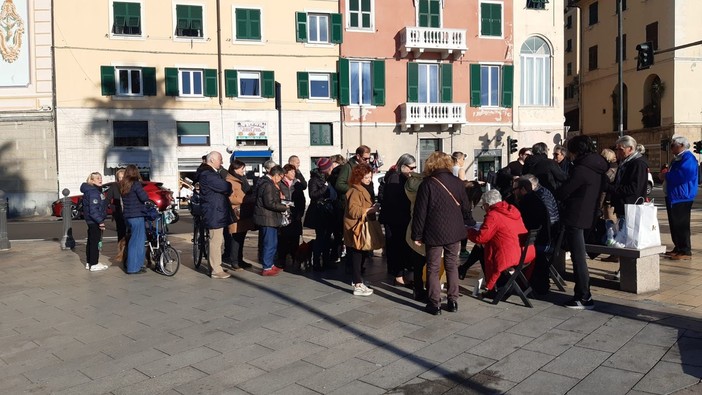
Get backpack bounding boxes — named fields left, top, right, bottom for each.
left=188, top=189, right=203, bottom=217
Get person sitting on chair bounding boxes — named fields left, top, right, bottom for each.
left=465, top=189, right=536, bottom=296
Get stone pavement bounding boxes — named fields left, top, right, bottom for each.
left=1, top=221, right=701, bottom=394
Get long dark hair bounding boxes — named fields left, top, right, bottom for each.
left=119, top=164, right=141, bottom=196
left=567, top=135, right=596, bottom=158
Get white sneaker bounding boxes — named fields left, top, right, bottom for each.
left=353, top=283, right=373, bottom=296
left=606, top=239, right=625, bottom=248
left=85, top=263, right=90, bottom=270
left=90, top=263, right=109, bottom=272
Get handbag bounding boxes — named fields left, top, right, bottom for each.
left=618, top=197, right=661, bottom=249
left=351, top=214, right=385, bottom=251
left=280, top=209, right=292, bottom=227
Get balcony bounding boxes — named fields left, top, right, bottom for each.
left=400, top=27, right=467, bottom=59
left=400, top=103, right=467, bottom=132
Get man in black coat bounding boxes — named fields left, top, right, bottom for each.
left=199, top=151, right=233, bottom=279
left=556, top=136, right=608, bottom=309
left=523, top=142, right=568, bottom=192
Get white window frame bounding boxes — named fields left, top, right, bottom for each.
left=116, top=67, right=143, bottom=96
left=179, top=69, right=204, bottom=97
left=172, top=1, right=206, bottom=42
left=309, top=73, right=331, bottom=99
left=478, top=0, right=504, bottom=40
left=346, top=0, right=374, bottom=31
left=232, top=5, right=264, bottom=44
left=238, top=71, right=262, bottom=98
left=520, top=36, right=552, bottom=107
left=109, top=0, right=146, bottom=40
left=350, top=60, right=372, bottom=106
left=308, top=13, right=330, bottom=44
left=480, top=64, right=501, bottom=107
left=417, top=63, right=440, bottom=104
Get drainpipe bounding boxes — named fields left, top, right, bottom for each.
left=216, top=0, right=223, bottom=106
left=51, top=0, right=60, bottom=193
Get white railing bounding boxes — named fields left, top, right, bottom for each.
left=400, top=103, right=467, bottom=131
left=400, top=26, right=467, bottom=59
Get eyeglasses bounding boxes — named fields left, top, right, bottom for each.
left=361, top=157, right=371, bottom=162
left=406, top=165, right=417, bottom=170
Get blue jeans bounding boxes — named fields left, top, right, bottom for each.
left=260, top=226, right=278, bottom=270
left=126, top=217, right=146, bottom=273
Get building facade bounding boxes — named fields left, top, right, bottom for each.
left=53, top=0, right=341, bottom=195
left=572, top=0, right=702, bottom=172
left=0, top=0, right=56, bottom=216
left=338, top=0, right=564, bottom=179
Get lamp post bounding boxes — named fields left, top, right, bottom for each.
left=60, top=188, right=75, bottom=250
left=617, top=0, right=624, bottom=137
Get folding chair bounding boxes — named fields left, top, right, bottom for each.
left=546, top=225, right=567, bottom=292
left=492, top=228, right=540, bottom=308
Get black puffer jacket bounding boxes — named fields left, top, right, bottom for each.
left=80, top=183, right=107, bottom=225
left=556, top=152, right=608, bottom=229
left=378, top=168, right=411, bottom=230
left=523, top=154, right=568, bottom=192
left=303, top=169, right=336, bottom=230
left=411, top=169, right=475, bottom=246
left=254, top=176, right=289, bottom=228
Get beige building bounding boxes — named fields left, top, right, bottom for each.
left=54, top=0, right=341, bottom=195
left=572, top=0, right=702, bottom=171
left=0, top=0, right=56, bottom=216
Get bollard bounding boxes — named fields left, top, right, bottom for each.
left=60, top=188, right=75, bottom=250
left=0, top=190, right=10, bottom=251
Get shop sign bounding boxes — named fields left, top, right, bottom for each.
left=236, top=121, right=267, bottom=140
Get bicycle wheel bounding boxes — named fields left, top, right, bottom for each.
left=199, top=229, right=209, bottom=269
left=192, top=221, right=201, bottom=269
left=159, top=245, right=180, bottom=276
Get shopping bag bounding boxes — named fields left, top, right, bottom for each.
left=622, top=198, right=661, bottom=249
left=351, top=216, right=385, bottom=251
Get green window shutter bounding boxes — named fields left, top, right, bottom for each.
left=331, top=73, right=338, bottom=99
left=338, top=58, right=350, bottom=106
left=113, top=2, right=126, bottom=29
left=235, top=9, right=248, bottom=39
left=262, top=71, right=275, bottom=98
left=176, top=5, right=188, bottom=25
left=371, top=60, right=385, bottom=106
left=429, top=0, right=440, bottom=28
left=250, top=9, right=261, bottom=40
left=418, top=0, right=429, bottom=27
left=142, top=67, right=157, bottom=96
left=224, top=69, right=238, bottom=97
left=191, top=5, right=203, bottom=24
left=165, top=67, right=179, bottom=96
left=331, top=13, right=343, bottom=44
left=297, top=72, right=309, bottom=99
left=481, top=3, right=502, bottom=36
left=126, top=3, right=140, bottom=27
left=501, top=65, right=513, bottom=108
left=100, top=66, right=115, bottom=96
left=204, top=69, right=218, bottom=97
left=295, top=12, right=307, bottom=42
left=469, top=64, right=481, bottom=107
left=440, top=63, right=453, bottom=103
left=407, top=62, right=419, bottom=103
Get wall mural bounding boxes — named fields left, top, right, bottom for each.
left=0, top=0, right=29, bottom=86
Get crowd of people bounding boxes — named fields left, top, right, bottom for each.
left=80, top=134, right=697, bottom=315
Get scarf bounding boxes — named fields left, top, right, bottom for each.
left=233, top=172, right=251, bottom=193
left=615, top=151, right=641, bottom=186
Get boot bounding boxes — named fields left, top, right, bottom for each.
left=115, top=238, right=126, bottom=263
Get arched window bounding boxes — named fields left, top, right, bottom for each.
left=520, top=36, right=552, bottom=106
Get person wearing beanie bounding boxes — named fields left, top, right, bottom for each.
left=303, top=157, right=338, bottom=271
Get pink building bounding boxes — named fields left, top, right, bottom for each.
left=339, top=0, right=515, bottom=174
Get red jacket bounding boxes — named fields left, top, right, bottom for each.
left=467, top=201, right=536, bottom=290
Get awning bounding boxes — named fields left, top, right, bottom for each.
left=105, top=148, right=151, bottom=168
left=178, top=158, right=204, bottom=172
left=230, top=149, right=273, bottom=161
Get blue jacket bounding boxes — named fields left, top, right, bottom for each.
left=80, top=183, right=107, bottom=225
left=666, top=150, right=698, bottom=205
left=122, top=181, right=149, bottom=219
left=199, top=166, right=233, bottom=229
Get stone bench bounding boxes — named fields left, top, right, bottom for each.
left=584, top=244, right=666, bottom=294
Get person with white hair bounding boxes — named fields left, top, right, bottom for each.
left=662, top=136, right=698, bottom=260
left=466, top=189, right=535, bottom=298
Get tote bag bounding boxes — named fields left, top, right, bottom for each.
left=622, top=198, right=661, bottom=249
left=351, top=215, right=385, bottom=251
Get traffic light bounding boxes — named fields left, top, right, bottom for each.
left=694, top=141, right=702, bottom=154
left=592, top=139, right=598, bottom=151
left=636, top=42, right=654, bottom=70
left=508, top=137, right=518, bottom=154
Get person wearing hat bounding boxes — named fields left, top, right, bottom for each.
left=303, top=157, right=338, bottom=271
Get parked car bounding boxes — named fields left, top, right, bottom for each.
left=51, top=181, right=176, bottom=220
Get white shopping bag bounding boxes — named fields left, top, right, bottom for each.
left=622, top=198, right=661, bottom=249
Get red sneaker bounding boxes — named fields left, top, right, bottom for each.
left=262, top=266, right=281, bottom=276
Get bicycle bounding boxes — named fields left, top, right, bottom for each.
left=145, top=205, right=180, bottom=276
left=192, top=214, right=209, bottom=271
left=188, top=192, right=209, bottom=272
